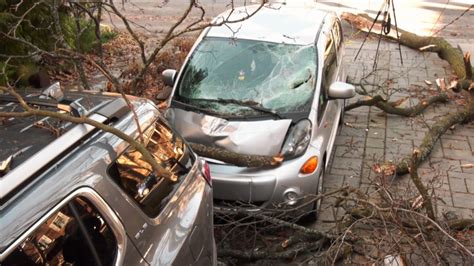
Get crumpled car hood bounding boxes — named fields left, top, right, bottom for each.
left=166, top=108, right=292, bottom=156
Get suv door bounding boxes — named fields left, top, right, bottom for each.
left=1, top=188, right=145, bottom=266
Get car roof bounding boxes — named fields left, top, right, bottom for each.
left=0, top=95, right=158, bottom=255
left=0, top=91, right=115, bottom=172
left=206, top=4, right=329, bottom=45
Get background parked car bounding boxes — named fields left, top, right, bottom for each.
left=0, top=88, right=216, bottom=265
left=162, top=4, right=355, bottom=219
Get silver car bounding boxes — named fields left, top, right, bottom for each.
left=0, top=90, right=216, bottom=265
left=163, top=5, right=355, bottom=215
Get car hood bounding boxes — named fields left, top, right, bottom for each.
left=166, top=108, right=292, bottom=156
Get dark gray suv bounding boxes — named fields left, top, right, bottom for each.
left=0, top=90, right=216, bottom=265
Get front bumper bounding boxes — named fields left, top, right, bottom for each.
left=211, top=146, right=323, bottom=210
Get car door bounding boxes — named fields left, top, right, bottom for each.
left=317, top=19, right=342, bottom=166
left=1, top=188, right=145, bottom=266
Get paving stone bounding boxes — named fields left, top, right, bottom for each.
left=331, top=157, right=362, bottom=171
left=339, top=126, right=367, bottom=137
left=429, top=142, right=444, bottom=158
left=385, top=143, right=413, bottom=156
left=323, top=174, right=345, bottom=189
left=435, top=189, right=454, bottom=207
left=453, top=126, right=474, bottom=137
left=441, top=138, right=470, bottom=151
left=468, top=136, right=474, bottom=152
left=441, top=133, right=470, bottom=142
left=452, top=193, right=474, bottom=209
left=366, top=137, right=385, bottom=149
left=364, top=147, right=384, bottom=161
left=466, top=179, right=474, bottom=194
left=334, top=145, right=364, bottom=158
left=367, top=127, right=385, bottom=139
left=449, top=177, right=468, bottom=193
left=428, top=158, right=462, bottom=172
left=443, top=149, right=474, bottom=161
left=343, top=175, right=360, bottom=188
left=334, top=136, right=366, bottom=148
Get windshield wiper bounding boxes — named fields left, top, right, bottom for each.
left=192, top=98, right=283, bottom=120
left=172, top=98, right=225, bottom=118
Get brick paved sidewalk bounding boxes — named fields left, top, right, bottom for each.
left=315, top=29, right=474, bottom=229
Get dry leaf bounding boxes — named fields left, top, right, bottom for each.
left=271, top=154, right=284, bottom=165
left=436, top=78, right=446, bottom=91
left=344, top=122, right=355, bottom=128
left=411, top=195, right=423, bottom=209
left=372, top=163, right=396, bottom=176
left=461, top=164, right=474, bottom=169
left=448, top=80, right=458, bottom=90
left=281, top=239, right=290, bottom=248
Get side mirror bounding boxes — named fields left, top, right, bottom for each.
left=155, top=86, right=172, bottom=101
left=162, top=69, right=177, bottom=87
left=328, top=82, right=356, bottom=99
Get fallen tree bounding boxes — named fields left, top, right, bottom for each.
left=341, top=12, right=474, bottom=176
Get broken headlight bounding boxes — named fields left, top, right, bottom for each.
left=281, top=119, right=312, bottom=159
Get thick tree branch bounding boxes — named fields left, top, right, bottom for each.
left=409, top=149, right=436, bottom=221
left=396, top=99, right=474, bottom=175
left=189, top=142, right=282, bottom=168
left=0, top=87, right=175, bottom=181
left=345, top=93, right=448, bottom=117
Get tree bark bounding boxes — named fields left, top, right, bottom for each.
left=396, top=99, right=474, bottom=175
left=189, top=143, right=282, bottom=168
left=345, top=93, right=448, bottom=116
left=409, top=149, right=436, bottom=221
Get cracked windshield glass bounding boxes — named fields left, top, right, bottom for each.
left=177, top=37, right=317, bottom=117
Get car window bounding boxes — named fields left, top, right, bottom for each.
left=108, top=119, right=193, bottom=218
left=176, top=37, right=317, bottom=116
left=3, top=197, right=118, bottom=265
left=319, top=32, right=337, bottom=123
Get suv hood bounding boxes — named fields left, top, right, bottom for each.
left=166, top=108, right=291, bottom=156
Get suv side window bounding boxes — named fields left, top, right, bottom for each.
left=319, top=31, right=337, bottom=123
left=108, top=119, right=190, bottom=218
left=4, top=196, right=118, bottom=265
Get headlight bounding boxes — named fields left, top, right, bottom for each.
left=281, top=119, right=312, bottom=158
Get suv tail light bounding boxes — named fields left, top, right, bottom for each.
left=200, top=159, right=212, bottom=186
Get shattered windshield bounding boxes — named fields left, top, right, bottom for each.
left=176, top=38, right=317, bottom=116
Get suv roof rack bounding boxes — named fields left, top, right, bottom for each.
left=0, top=97, right=129, bottom=204
left=0, top=94, right=89, bottom=117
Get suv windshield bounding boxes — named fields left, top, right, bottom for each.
left=176, top=37, right=317, bottom=117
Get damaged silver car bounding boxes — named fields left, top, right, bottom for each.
left=162, top=5, right=355, bottom=218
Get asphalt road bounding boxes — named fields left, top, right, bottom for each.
left=106, top=0, right=474, bottom=40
